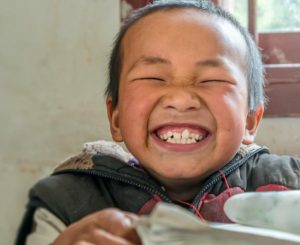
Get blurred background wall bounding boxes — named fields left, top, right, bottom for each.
left=0, top=0, right=119, bottom=243
left=0, top=0, right=299, bottom=244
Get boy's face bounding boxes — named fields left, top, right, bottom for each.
left=107, top=9, right=263, bottom=188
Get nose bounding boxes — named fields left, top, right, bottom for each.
left=161, top=87, right=201, bottom=112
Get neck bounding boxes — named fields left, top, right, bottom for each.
left=145, top=169, right=205, bottom=201
left=162, top=180, right=203, bottom=202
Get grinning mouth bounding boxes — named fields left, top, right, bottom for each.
left=154, top=126, right=209, bottom=145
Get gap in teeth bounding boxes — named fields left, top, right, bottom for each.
left=159, top=129, right=205, bottom=144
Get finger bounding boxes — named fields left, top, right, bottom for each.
left=58, top=209, right=141, bottom=245
left=94, top=209, right=142, bottom=244
left=123, top=212, right=139, bottom=224
left=94, top=208, right=134, bottom=235
left=80, top=228, right=135, bottom=245
left=74, top=241, right=95, bottom=245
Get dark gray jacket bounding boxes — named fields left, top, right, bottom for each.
left=16, top=145, right=300, bottom=245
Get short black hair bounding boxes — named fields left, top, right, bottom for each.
left=106, top=0, right=266, bottom=112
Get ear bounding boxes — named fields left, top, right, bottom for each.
left=106, top=97, right=123, bottom=142
left=242, top=105, right=264, bottom=145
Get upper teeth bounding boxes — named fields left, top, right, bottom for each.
left=159, top=129, right=204, bottom=144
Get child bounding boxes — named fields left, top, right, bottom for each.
left=16, top=0, right=300, bottom=244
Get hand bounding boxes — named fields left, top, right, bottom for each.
left=52, top=208, right=142, bottom=245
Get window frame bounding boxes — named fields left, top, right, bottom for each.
left=213, top=0, right=300, bottom=117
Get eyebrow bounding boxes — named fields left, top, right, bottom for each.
left=127, top=56, right=171, bottom=73
left=128, top=55, right=224, bottom=73
left=140, top=56, right=171, bottom=65
left=196, top=59, right=224, bottom=68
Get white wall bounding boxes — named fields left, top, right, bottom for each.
left=0, top=0, right=119, bottom=243
left=256, top=118, right=300, bottom=157
left=1, top=0, right=300, bottom=244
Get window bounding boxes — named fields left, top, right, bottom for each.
left=215, top=0, right=300, bottom=117
left=120, top=0, right=151, bottom=22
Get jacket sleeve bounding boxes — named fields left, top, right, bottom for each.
left=26, top=208, right=65, bottom=245
left=249, top=152, right=300, bottom=190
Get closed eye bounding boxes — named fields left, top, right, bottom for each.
left=140, top=77, right=165, bottom=81
left=130, top=77, right=166, bottom=84
left=197, top=79, right=236, bottom=86
left=201, top=80, right=229, bottom=83
left=130, top=77, right=166, bottom=83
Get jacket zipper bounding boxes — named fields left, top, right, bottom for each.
left=59, top=168, right=173, bottom=203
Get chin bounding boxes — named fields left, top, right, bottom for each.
left=151, top=165, right=206, bottom=181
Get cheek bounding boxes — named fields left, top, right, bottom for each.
left=211, top=89, right=248, bottom=131
left=118, top=85, right=158, bottom=139
left=121, top=86, right=153, bottom=118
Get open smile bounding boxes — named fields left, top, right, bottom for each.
left=152, top=124, right=210, bottom=148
